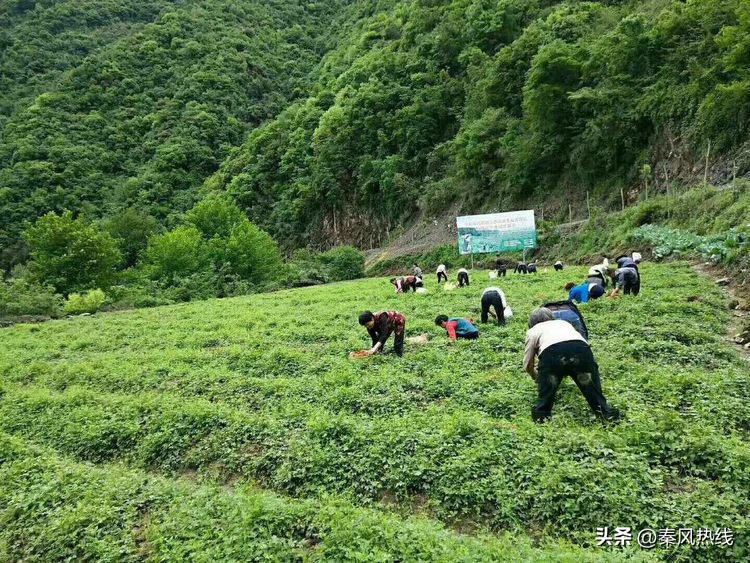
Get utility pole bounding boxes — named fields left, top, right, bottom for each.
left=621, top=188, right=625, bottom=212
left=568, top=203, right=572, bottom=223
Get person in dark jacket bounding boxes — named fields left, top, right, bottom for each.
left=515, top=262, right=528, bottom=274
left=435, top=315, right=479, bottom=340
left=495, top=254, right=507, bottom=277
left=527, top=263, right=538, bottom=274
left=359, top=310, right=406, bottom=356
left=554, top=261, right=564, bottom=271
left=610, top=266, right=639, bottom=297
left=524, top=308, right=620, bottom=423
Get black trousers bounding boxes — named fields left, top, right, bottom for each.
left=437, top=272, right=448, bottom=283
left=497, top=267, right=506, bottom=277
left=375, top=331, right=404, bottom=356
left=625, top=274, right=641, bottom=296
left=481, top=291, right=505, bottom=325
left=516, top=265, right=528, bottom=274
left=554, top=264, right=563, bottom=271
left=457, top=272, right=469, bottom=287
left=533, top=341, right=619, bottom=422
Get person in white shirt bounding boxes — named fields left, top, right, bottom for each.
left=524, top=308, right=620, bottom=423
left=457, top=267, right=470, bottom=287
left=481, top=287, right=512, bottom=325
left=436, top=264, right=448, bottom=283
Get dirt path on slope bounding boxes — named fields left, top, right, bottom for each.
left=692, top=261, right=750, bottom=362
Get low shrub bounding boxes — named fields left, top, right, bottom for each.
left=63, top=289, right=106, bottom=315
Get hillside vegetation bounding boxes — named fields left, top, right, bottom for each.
left=1, top=264, right=748, bottom=560
left=2, top=0, right=750, bottom=259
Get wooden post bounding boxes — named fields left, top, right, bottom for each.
left=704, top=139, right=711, bottom=186
left=586, top=190, right=591, bottom=219
left=621, top=188, right=625, bottom=212
left=568, top=203, right=572, bottom=223
left=667, top=182, right=671, bottom=220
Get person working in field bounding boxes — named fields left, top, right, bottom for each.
left=554, top=260, right=564, bottom=271
left=588, top=258, right=610, bottom=288
left=413, top=264, right=423, bottom=278
left=524, top=308, right=620, bottom=423
left=390, top=276, right=420, bottom=293
left=610, top=265, right=640, bottom=297
left=481, top=286, right=512, bottom=325
left=435, top=315, right=479, bottom=340
left=457, top=267, right=470, bottom=287
left=527, top=262, right=538, bottom=274
left=358, top=311, right=406, bottom=356
left=515, top=262, right=528, bottom=274
left=565, top=281, right=605, bottom=304
left=436, top=264, right=448, bottom=283
left=495, top=254, right=507, bottom=277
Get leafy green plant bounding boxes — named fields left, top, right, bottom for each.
left=63, top=289, right=106, bottom=315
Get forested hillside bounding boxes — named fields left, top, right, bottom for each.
left=213, top=0, right=750, bottom=248
left=0, top=0, right=352, bottom=267
left=1, top=0, right=749, bottom=311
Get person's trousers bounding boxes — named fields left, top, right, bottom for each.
left=533, top=341, right=620, bottom=422
left=497, top=267, right=506, bottom=277
left=437, top=272, right=448, bottom=283
left=481, top=291, right=505, bottom=325
left=393, top=330, right=404, bottom=356
left=554, top=264, right=563, bottom=271
left=458, top=272, right=469, bottom=287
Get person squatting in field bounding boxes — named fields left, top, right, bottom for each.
left=527, top=262, right=538, bottom=274
left=481, top=286, right=513, bottom=325
left=565, top=281, right=605, bottom=304
left=457, top=268, right=470, bottom=287
left=514, top=262, right=528, bottom=274
left=554, top=261, right=564, bottom=271
left=391, top=275, right=420, bottom=293
left=435, top=315, right=479, bottom=340
left=524, top=308, right=620, bottom=423
left=359, top=310, right=406, bottom=356
left=436, top=264, right=448, bottom=283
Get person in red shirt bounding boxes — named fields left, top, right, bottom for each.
left=435, top=315, right=479, bottom=340
left=358, top=310, right=406, bottom=356
left=390, top=276, right=419, bottom=293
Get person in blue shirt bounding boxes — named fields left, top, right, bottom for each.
left=435, top=315, right=479, bottom=340
left=565, top=281, right=605, bottom=304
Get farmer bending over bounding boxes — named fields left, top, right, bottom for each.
left=524, top=308, right=620, bottom=423
left=565, top=281, right=605, bottom=304
left=481, top=286, right=512, bottom=325
left=457, top=268, right=470, bottom=287
left=391, top=276, right=419, bottom=293
left=359, top=311, right=406, bottom=356
left=435, top=315, right=479, bottom=340
left=436, top=264, right=448, bottom=283
left=610, top=266, right=639, bottom=297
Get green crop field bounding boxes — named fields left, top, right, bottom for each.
left=0, top=263, right=748, bottom=561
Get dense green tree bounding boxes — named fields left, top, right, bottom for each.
left=102, top=209, right=159, bottom=268
left=23, top=212, right=121, bottom=294
left=145, top=225, right=205, bottom=282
